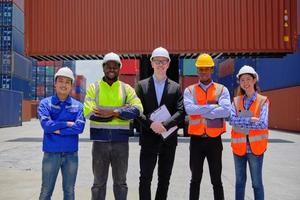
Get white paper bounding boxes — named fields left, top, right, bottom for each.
left=150, top=105, right=178, bottom=139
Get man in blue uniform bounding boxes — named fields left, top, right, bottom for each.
left=38, top=67, right=85, bottom=200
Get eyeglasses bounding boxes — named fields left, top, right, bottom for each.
left=152, top=60, right=169, bottom=65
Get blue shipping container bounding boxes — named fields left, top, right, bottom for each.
left=12, top=51, right=32, bottom=80
left=0, top=75, right=31, bottom=99
left=0, top=26, right=24, bottom=54
left=256, top=39, right=300, bottom=91
left=182, top=59, right=197, bottom=76
left=0, top=89, right=22, bottom=127
left=0, top=2, right=24, bottom=32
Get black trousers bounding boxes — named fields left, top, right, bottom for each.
left=139, top=143, right=176, bottom=200
left=189, top=135, right=224, bottom=200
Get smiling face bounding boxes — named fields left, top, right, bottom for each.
left=103, top=61, right=120, bottom=82
left=151, top=56, right=170, bottom=78
left=239, top=73, right=257, bottom=94
left=55, top=76, right=73, bottom=99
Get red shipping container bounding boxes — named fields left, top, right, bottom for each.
left=22, top=100, right=31, bottom=122
left=119, top=74, right=138, bottom=88
left=120, top=59, right=140, bottom=75
left=44, top=61, right=55, bottom=66
left=218, top=58, right=235, bottom=78
left=179, top=76, right=199, bottom=92
left=25, top=0, right=298, bottom=58
left=262, top=86, right=300, bottom=132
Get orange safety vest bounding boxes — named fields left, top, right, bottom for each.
left=188, top=82, right=226, bottom=137
left=231, top=94, right=269, bottom=156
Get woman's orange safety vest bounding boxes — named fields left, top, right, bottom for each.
left=231, top=94, right=269, bottom=156
left=188, top=82, right=226, bottom=137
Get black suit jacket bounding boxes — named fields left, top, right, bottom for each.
left=135, top=77, right=185, bottom=147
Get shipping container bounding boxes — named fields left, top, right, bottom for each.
left=298, top=0, right=300, bottom=35
left=0, top=26, right=24, bottom=54
left=217, top=58, right=235, bottom=78
left=25, top=0, right=298, bottom=58
left=0, top=74, right=31, bottom=99
left=179, top=76, right=199, bottom=92
left=256, top=37, right=300, bottom=91
left=182, top=59, right=197, bottom=76
left=0, top=89, right=22, bottom=127
left=262, top=86, right=300, bottom=132
left=0, top=50, right=32, bottom=80
left=75, top=75, right=86, bottom=89
left=30, top=100, right=39, bottom=118
left=120, top=59, right=140, bottom=75
left=119, top=74, right=139, bottom=88
left=0, top=2, right=24, bottom=32
left=22, top=99, right=31, bottom=121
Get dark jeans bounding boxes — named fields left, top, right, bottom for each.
left=139, top=143, right=176, bottom=200
left=189, top=135, right=224, bottom=200
left=39, top=152, right=78, bottom=200
left=91, top=141, right=129, bottom=200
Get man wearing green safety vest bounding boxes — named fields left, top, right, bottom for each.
left=83, top=52, right=143, bottom=200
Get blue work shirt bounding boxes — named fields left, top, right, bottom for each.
left=38, top=95, right=85, bottom=152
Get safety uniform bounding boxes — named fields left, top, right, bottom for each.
left=187, top=82, right=226, bottom=137
left=84, top=79, right=143, bottom=141
left=231, top=94, right=269, bottom=156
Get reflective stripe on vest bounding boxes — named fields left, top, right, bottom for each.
left=231, top=94, right=269, bottom=156
left=91, top=80, right=130, bottom=130
left=188, top=83, right=226, bottom=137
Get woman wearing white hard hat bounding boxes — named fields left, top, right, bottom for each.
left=229, top=65, right=270, bottom=200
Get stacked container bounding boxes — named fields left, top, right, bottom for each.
left=119, top=59, right=140, bottom=88
left=0, top=1, right=32, bottom=100
left=179, top=58, right=199, bottom=92
left=71, top=75, right=86, bottom=102
left=31, top=60, right=76, bottom=100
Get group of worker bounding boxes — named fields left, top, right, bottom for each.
left=37, top=47, right=269, bottom=200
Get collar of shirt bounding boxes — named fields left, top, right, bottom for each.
left=198, top=81, right=213, bottom=91
left=52, top=95, right=72, bottom=105
left=243, top=92, right=257, bottom=110
left=152, top=75, right=167, bottom=85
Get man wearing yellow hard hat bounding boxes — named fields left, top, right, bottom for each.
left=183, top=53, right=231, bottom=200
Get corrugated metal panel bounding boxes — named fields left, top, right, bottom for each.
left=298, top=0, right=300, bottom=35
left=25, top=0, right=298, bottom=57
left=217, top=58, right=235, bottom=78
left=12, top=51, right=32, bottom=80
left=0, top=2, right=24, bottom=32
left=262, top=86, right=300, bottom=132
left=256, top=37, right=300, bottom=91
left=0, top=89, right=22, bottom=127
left=0, top=75, right=31, bottom=99
left=0, top=26, right=24, bottom=55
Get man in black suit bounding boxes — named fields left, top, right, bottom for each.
left=135, top=47, right=185, bottom=200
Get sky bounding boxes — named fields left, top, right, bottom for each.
left=76, top=60, right=104, bottom=88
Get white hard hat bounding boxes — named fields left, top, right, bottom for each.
left=103, top=52, right=122, bottom=68
left=150, top=47, right=170, bottom=61
left=236, top=65, right=259, bottom=81
left=54, top=67, right=75, bottom=83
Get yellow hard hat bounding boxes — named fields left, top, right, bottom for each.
left=195, top=53, right=214, bottom=68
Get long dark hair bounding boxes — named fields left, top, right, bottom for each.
left=234, top=73, right=260, bottom=96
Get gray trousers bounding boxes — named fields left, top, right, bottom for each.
left=91, top=141, right=129, bottom=200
